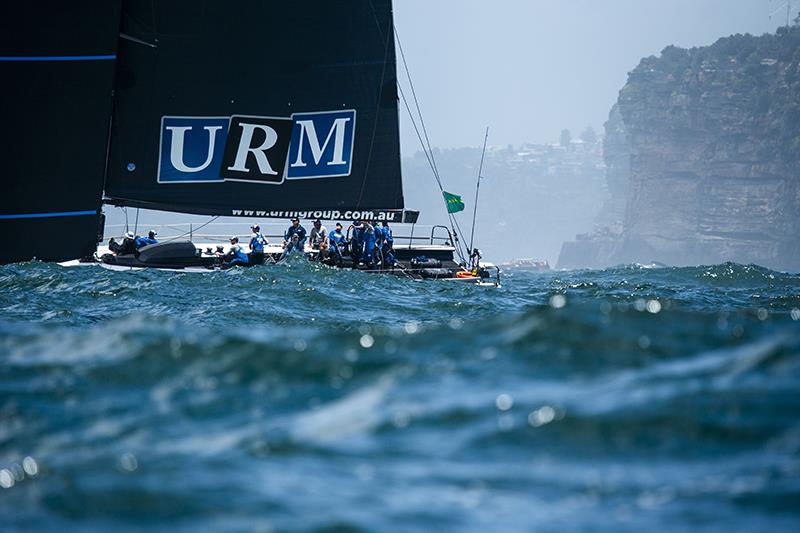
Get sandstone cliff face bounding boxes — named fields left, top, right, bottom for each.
left=616, top=27, right=800, bottom=270
left=595, top=104, right=630, bottom=235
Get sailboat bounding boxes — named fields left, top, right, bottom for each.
left=2, top=1, right=497, bottom=284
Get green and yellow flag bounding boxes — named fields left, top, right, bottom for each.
left=442, top=191, right=465, bottom=213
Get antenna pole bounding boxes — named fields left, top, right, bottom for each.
left=468, top=127, right=489, bottom=255
left=769, top=1, right=792, bottom=24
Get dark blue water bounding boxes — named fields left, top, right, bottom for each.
left=1, top=261, right=799, bottom=532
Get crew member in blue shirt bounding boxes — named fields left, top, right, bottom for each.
left=373, top=222, right=386, bottom=266
left=380, top=221, right=395, bottom=266
left=223, top=236, right=249, bottom=267
left=134, top=230, right=158, bottom=249
left=348, top=220, right=364, bottom=267
left=328, top=222, right=346, bottom=263
left=249, top=224, right=268, bottom=264
left=282, top=233, right=304, bottom=259
left=351, top=219, right=376, bottom=267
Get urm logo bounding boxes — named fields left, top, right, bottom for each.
left=287, top=110, right=356, bottom=180
left=220, top=116, right=293, bottom=184
left=157, top=110, right=356, bottom=184
left=158, top=117, right=229, bottom=183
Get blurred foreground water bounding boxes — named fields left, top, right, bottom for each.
left=1, top=261, right=799, bottom=532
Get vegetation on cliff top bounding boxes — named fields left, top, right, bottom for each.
left=625, top=25, right=800, bottom=163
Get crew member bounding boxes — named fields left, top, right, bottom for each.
left=348, top=220, right=364, bottom=267
left=373, top=222, right=385, bottom=267
left=351, top=219, right=376, bottom=267
left=283, top=217, right=307, bottom=250
left=249, top=224, right=268, bottom=265
left=379, top=221, right=395, bottom=266
left=109, top=230, right=137, bottom=255
left=135, top=229, right=158, bottom=249
left=282, top=233, right=304, bottom=259
left=223, top=236, right=249, bottom=267
left=328, top=222, right=346, bottom=263
left=469, top=248, right=482, bottom=270
left=309, top=219, right=328, bottom=260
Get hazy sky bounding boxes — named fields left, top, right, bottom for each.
left=393, top=0, right=789, bottom=150
left=105, top=0, right=793, bottom=253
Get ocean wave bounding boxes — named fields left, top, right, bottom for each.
left=1, top=262, right=799, bottom=530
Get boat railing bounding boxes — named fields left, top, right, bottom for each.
left=392, top=225, right=454, bottom=247
left=105, top=221, right=457, bottom=247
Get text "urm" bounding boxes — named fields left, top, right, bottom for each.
left=156, top=110, right=356, bottom=184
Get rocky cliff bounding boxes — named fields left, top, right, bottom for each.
left=557, top=105, right=630, bottom=269
left=559, top=26, right=800, bottom=270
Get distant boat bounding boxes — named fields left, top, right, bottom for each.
left=500, top=258, right=551, bottom=271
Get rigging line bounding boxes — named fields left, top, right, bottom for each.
left=469, top=127, right=489, bottom=254
left=449, top=213, right=469, bottom=263
left=394, top=25, right=441, bottom=180
left=119, top=33, right=157, bottom=48
left=366, top=0, right=383, bottom=36
left=391, top=15, right=470, bottom=264
left=356, top=0, right=394, bottom=207
left=391, top=26, right=441, bottom=186
left=161, top=216, right=219, bottom=243
left=398, top=84, right=441, bottom=190
left=394, top=27, right=471, bottom=263
left=398, top=83, right=468, bottom=263
left=119, top=1, right=156, bottom=44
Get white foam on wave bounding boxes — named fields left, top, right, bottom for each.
left=501, top=334, right=791, bottom=417
left=3, top=314, right=169, bottom=367
left=290, top=376, right=393, bottom=444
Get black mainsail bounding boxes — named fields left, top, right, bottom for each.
left=0, top=1, right=122, bottom=264
left=103, top=0, right=404, bottom=220
left=1, top=1, right=409, bottom=265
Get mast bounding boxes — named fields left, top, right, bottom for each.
left=468, top=127, right=489, bottom=255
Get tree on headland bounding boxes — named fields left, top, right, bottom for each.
left=581, top=126, right=598, bottom=144
left=560, top=129, right=572, bottom=147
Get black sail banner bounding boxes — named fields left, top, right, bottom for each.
left=0, top=1, right=122, bottom=263
left=104, top=0, right=404, bottom=216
